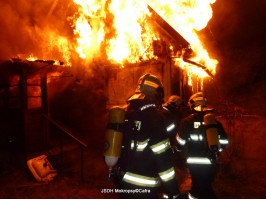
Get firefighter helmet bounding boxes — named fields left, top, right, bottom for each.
left=167, top=95, right=183, bottom=107
left=136, top=73, right=164, bottom=99
left=128, top=73, right=164, bottom=103
left=188, top=92, right=207, bottom=111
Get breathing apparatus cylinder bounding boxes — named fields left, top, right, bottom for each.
left=204, top=113, right=220, bottom=152
left=104, top=106, right=125, bottom=180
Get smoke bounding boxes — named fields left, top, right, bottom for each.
left=0, top=0, right=77, bottom=63
left=200, top=0, right=266, bottom=116
left=48, top=64, right=108, bottom=148
left=0, top=0, right=112, bottom=147
left=0, top=0, right=113, bottom=85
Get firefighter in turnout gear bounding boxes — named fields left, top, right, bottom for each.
left=177, top=92, right=228, bottom=199
left=162, top=95, right=183, bottom=147
left=115, top=74, right=180, bottom=199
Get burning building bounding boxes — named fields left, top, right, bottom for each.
left=70, top=0, right=218, bottom=106
left=6, top=0, right=266, bottom=199
left=0, top=0, right=217, bottom=157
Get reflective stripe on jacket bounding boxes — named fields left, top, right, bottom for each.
left=118, top=99, right=179, bottom=195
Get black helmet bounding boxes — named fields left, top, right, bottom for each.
left=128, top=73, right=164, bottom=103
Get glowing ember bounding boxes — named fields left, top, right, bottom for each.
left=26, top=55, right=38, bottom=62
left=25, top=55, right=64, bottom=67
left=47, top=72, right=64, bottom=84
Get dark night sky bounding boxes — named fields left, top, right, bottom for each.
left=201, top=0, right=266, bottom=115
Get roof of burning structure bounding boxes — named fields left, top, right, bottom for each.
left=0, top=59, right=72, bottom=87
left=148, top=5, right=191, bottom=50
left=147, top=5, right=215, bottom=77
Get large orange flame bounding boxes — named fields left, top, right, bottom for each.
left=107, top=0, right=156, bottom=63
left=145, top=0, right=217, bottom=77
left=17, top=0, right=217, bottom=81
left=71, top=0, right=217, bottom=78
left=72, top=0, right=157, bottom=64
left=71, top=0, right=106, bottom=60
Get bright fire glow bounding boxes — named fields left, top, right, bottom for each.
left=107, top=0, right=155, bottom=63
left=25, top=56, right=64, bottom=66
left=145, top=0, right=218, bottom=78
left=71, top=1, right=105, bottom=60
left=72, top=0, right=156, bottom=64
left=19, top=0, right=217, bottom=81
left=71, top=0, right=218, bottom=79
left=22, top=28, right=72, bottom=66
left=26, top=55, right=38, bottom=62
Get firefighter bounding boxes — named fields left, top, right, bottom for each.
left=162, top=95, right=183, bottom=147
left=177, top=92, right=228, bottom=199
left=115, top=74, right=180, bottom=199
left=162, top=95, right=191, bottom=198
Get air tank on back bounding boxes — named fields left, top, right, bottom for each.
left=104, top=106, right=125, bottom=181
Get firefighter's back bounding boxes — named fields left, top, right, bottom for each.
left=116, top=98, right=179, bottom=198
left=116, top=99, right=163, bottom=198
left=114, top=73, right=179, bottom=198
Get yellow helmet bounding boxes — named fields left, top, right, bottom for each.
left=188, top=92, right=207, bottom=111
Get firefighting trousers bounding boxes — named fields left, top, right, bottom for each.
left=188, top=164, right=218, bottom=199
left=114, top=174, right=160, bottom=199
